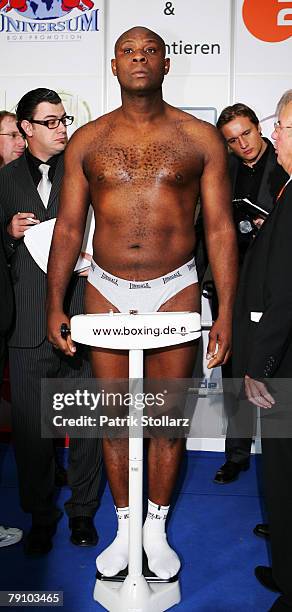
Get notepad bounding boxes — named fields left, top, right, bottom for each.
left=24, top=208, right=94, bottom=274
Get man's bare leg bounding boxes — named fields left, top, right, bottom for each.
left=143, top=284, right=199, bottom=578
left=85, top=283, right=130, bottom=575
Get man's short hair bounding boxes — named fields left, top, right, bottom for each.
left=276, top=89, right=292, bottom=117
left=216, top=103, right=259, bottom=130
left=16, top=88, right=62, bottom=137
left=0, top=110, right=16, bottom=131
left=114, top=26, right=166, bottom=58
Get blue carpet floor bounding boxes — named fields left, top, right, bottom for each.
left=0, top=444, right=277, bottom=611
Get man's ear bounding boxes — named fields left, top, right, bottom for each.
left=164, top=58, right=170, bottom=74
left=111, top=58, right=117, bottom=76
left=21, top=119, right=32, bottom=138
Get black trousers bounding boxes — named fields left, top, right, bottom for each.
left=261, top=436, right=292, bottom=606
left=9, top=339, right=102, bottom=525
left=223, top=358, right=253, bottom=464
left=0, top=336, right=6, bottom=388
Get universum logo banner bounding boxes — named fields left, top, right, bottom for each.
left=0, top=0, right=100, bottom=41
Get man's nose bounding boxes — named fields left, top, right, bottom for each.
left=238, top=136, right=247, bottom=148
left=271, top=128, right=277, bottom=141
left=57, top=122, right=67, bottom=134
left=132, top=51, right=147, bottom=62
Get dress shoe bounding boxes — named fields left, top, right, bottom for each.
left=54, top=463, right=68, bottom=487
left=24, top=512, right=63, bottom=556
left=69, top=517, right=98, bottom=547
left=255, top=566, right=281, bottom=593
left=253, top=523, right=270, bottom=539
left=0, top=525, right=23, bottom=547
left=213, top=460, right=249, bottom=484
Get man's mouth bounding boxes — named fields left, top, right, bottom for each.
left=132, top=70, right=148, bottom=76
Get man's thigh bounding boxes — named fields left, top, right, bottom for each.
left=85, top=280, right=129, bottom=378
left=146, top=283, right=200, bottom=378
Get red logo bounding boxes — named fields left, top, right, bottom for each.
left=0, top=0, right=93, bottom=14
left=242, top=0, right=292, bottom=42
left=0, top=0, right=28, bottom=12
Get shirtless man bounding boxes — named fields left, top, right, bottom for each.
left=47, top=26, right=237, bottom=579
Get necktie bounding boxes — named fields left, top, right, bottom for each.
left=37, top=163, right=51, bottom=207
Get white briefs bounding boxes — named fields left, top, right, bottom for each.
left=87, top=258, right=198, bottom=314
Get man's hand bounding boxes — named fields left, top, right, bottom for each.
left=253, top=216, right=266, bottom=231
left=47, top=311, right=76, bottom=357
left=7, top=212, right=40, bottom=239
left=76, top=251, right=91, bottom=277
left=244, top=374, right=275, bottom=409
left=206, top=315, right=232, bottom=368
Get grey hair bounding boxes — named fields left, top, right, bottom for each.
left=276, top=89, right=292, bottom=117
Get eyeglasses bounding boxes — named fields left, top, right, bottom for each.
left=273, top=121, right=292, bottom=133
left=30, top=115, right=74, bottom=129
left=0, top=132, right=25, bottom=140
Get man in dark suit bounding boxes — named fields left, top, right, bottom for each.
left=0, top=111, right=25, bottom=389
left=0, top=111, right=25, bottom=547
left=213, top=103, right=288, bottom=486
left=0, top=228, right=23, bottom=548
left=0, top=88, right=102, bottom=555
left=233, top=90, right=292, bottom=612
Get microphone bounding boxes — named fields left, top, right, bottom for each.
left=238, top=219, right=253, bottom=234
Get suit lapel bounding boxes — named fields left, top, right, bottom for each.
left=256, top=144, right=275, bottom=211
left=47, top=154, right=64, bottom=209
left=13, top=154, right=44, bottom=211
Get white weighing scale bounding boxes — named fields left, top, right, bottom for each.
left=71, top=311, right=201, bottom=612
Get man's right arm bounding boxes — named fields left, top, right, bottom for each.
left=46, top=128, right=91, bottom=356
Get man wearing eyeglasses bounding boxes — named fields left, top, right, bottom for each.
left=0, top=111, right=25, bottom=168
left=233, top=90, right=292, bottom=612
left=0, top=88, right=102, bottom=556
left=0, top=111, right=25, bottom=548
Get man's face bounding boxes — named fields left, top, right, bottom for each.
left=0, top=116, right=25, bottom=167
left=272, top=101, right=292, bottom=172
left=22, top=101, right=68, bottom=160
left=220, top=116, right=264, bottom=165
left=111, top=27, right=170, bottom=95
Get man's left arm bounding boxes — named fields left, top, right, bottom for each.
left=246, top=191, right=292, bottom=379
left=199, top=125, right=238, bottom=368
left=244, top=186, right=292, bottom=407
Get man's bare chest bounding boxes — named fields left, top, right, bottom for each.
left=85, top=138, right=201, bottom=186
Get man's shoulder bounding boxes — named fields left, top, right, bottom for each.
left=0, top=153, right=25, bottom=178
left=168, top=105, right=218, bottom=133
left=164, top=105, right=223, bottom=155
left=67, top=111, right=118, bottom=150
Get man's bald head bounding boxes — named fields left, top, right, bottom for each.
left=114, top=26, right=166, bottom=57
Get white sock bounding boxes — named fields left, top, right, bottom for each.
left=96, top=507, right=129, bottom=577
left=143, top=500, right=181, bottom=579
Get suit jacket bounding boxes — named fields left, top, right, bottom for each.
left=0, top=152, right=86, bottom=347
left=0, top=229, right=14, bottom=336
left=233, top=178, right=292, bottom=380
left=194, top=139, right=287, bottom=282
left=229, top=137, right=287, bottom=213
